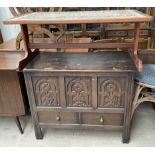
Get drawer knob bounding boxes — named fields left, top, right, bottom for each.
left=100, top=116, right=104, bottom=123
left=56, top=116, right=61, bottom=121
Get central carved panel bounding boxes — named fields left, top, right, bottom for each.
left=32, top=77, right=60, bottom=107
left=98, top=78, right=124, bottom=108
left=65, top=77, right=92, bottom=107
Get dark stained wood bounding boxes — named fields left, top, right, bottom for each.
left=81, top=113, right=123, bottom=125
left=92, top=76, right=97, bottom=109
left=0, top=29, right=3, bottom=44
left=36, top=106, right=124, bottom=113
left=24, top=51, right=135, bottom=143
left=15, top=116, right=23, bottom=134
left=39, top=123, right=123, bottom=130
left=24, top=73, right=43, bottom=139
left=4, top=10, right=153, bottom=24
left=122, top=73, right=134, bottom=143
left=20, top=24, right=30, bottom=54
left=18, top=24, right=40, bottom=71
left=58, top=77, right=66, bottom=107
left=38, top=111, right=79, bottom=124
left=24, top=51, right=136, bottom=72
left=18, top=49, right=39, bottom=71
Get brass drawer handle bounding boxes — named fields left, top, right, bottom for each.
left=56, top=116, right=61, bottom=121
left=100, top=116, right=104, bottom=123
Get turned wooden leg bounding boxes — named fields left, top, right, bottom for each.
left=15, top=116, right=23, bottom=134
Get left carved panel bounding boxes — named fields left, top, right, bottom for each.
left=32, top=76, right=60, bottom=107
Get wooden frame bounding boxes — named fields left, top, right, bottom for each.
left=4, top=10, right=153, bottom=71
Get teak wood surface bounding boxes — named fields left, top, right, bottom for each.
left=3, top=10, right=153, bottom=24
left=3, top=10, right=153, bottom=71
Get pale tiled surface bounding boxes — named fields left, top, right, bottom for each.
left=0, top=103, right=155, bottom=147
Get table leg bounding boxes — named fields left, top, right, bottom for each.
left=130, top=22, right=142, bottom=72
left=18, top=24, right=39, bottom=71
left=133, top=23, right=140, bottom=55
left=15, top=116, right=23, bottom=134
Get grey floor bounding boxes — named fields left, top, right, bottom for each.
left=0, top=103, right=155, bottom=147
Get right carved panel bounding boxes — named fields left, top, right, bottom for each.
left=98, top=77, right=125, bottom=108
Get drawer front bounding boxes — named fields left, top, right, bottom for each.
left=31, top=76, right=61, bottom=107
left=65, top=76, right=92, bottom=107
left=81, top=113, right=123, bottom=126
left=98, top=77, right=126, bottom=108
left=38, top=111, right=79, bottom=124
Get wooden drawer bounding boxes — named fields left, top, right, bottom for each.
left=81, top=113, right=123, bottom=126
left=38, top=111, right=79, bottom=124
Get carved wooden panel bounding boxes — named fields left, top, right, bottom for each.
left=98, top=77, right=125, bottom=108
left=32, top=76, right=60, bottom=107
left=65, top=77, right=92, bottom=107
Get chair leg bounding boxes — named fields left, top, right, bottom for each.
left=15, top=116, right=23, bottom=134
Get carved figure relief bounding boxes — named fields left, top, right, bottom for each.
left=34, top=78, right=60, bottom=106
left=98, top=78, right=123, bottom=108
left=66, top=77, right=91, bottom=107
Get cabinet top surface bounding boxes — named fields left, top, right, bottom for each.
left=24, top=51, right=136, bottom=72
left=0, top=51, right=25, bottom=70
left=4, top=10, right=153, bottom=24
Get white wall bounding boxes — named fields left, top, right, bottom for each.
left=0, top=7, right=20, bottom=42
